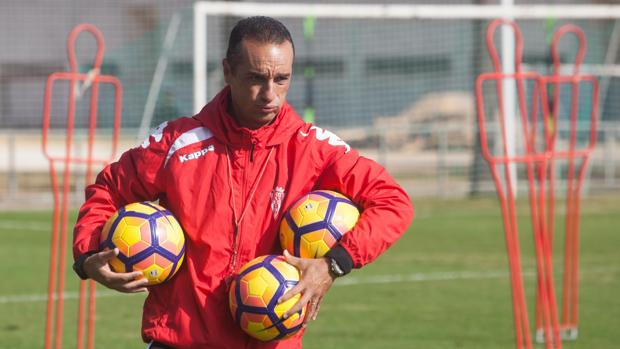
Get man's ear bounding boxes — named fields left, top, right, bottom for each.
left=223, top=58, right=232, bottom=84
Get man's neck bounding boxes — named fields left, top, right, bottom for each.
left=227, top=100, right=273, bottom=130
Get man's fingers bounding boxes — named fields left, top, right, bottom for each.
left=103, top=271, right=148, bottom=293
left=99, top=269, right=143, bottom=286
left=123, top=287, right=148, bottom=293
left=278, top=282, right=303, bottom=304
left=119, top=277, right=150, bottom=292
left=100, top=247, right=119, bottom=259
left=283, top=293, right=312, bottom=320
left=91, top=248, right=119, bottom=267
left=121, top=271, right=146, bottom=283
left=283, top=250, right=301, bottom=267
left=311, top=303, right=320, bottom=321
left=85, top=249, right=150, bottom=293
left=303, top=299, right=320, bottom=326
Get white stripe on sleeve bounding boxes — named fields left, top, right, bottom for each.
left=165, top=126, right=214, bottom=166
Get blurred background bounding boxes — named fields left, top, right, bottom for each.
left=1, top=1, right=619, bottom=349
left=0, top=0, right=619, bottom=208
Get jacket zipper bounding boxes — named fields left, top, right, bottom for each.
left=229, top=142, right=252, bottom=274
left=225, top=144, right=273, bottom=278
left=230, top=225, right=239, bottom=274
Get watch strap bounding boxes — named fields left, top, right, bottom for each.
left=325, top=245, right=353, bottom=276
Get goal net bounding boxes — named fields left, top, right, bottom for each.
left=190, top=2, right=620, bottom=197
left=193, top=2, right=620, bottom=129
left=2, top=2, right=620, bottom=205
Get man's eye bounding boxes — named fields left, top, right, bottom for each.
left=275, top=76, right=289, bottom=84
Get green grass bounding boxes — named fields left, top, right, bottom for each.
left=0, top=195, right=619, bottom=348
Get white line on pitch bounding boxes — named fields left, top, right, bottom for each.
left=335, top=270, right=511, bottom=286
left=335, top=267, right=616, bottom=287
left=0, top=290, right=144, bottom=304
left=0, top=220, right=50, bottom=232
left=0, top=267, right=615, bottom=305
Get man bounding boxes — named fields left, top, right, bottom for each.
left=72, top=16, right=413, bottom=349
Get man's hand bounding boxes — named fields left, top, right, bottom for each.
left=82, top=248, right=148, bottom=293
left=278, top=250, right=335, bottom=327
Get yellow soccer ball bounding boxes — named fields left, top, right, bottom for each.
left=280, top=190, right=359, bottom=258
left=99, top=202, right=185, bottom=285
left=229, top=255, right=306, bottom=341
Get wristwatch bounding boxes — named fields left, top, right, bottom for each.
left=325, top=245, right=353, bottom=278
left=327, top=257, right=345, bottom=278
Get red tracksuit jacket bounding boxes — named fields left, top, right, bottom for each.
left=73, top=86, right=414, bottom=348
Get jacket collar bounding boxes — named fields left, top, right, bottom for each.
left=195, top=86, right=304, bottom=148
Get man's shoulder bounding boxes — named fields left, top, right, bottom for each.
left=296, top=123, right=352, bottom=155
left=139, top=116, right=205, bottom=150
left=163, top=116, right=205, bottom=136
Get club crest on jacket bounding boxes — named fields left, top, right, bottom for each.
left=270, top=186, right=286, bottom=219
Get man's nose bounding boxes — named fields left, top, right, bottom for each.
left=260, top=80, right=276, bottom=103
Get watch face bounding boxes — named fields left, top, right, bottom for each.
left=330, top=258, right=344, bottom=277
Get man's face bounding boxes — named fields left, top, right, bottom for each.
left=223, top=39, right=294, bottom=129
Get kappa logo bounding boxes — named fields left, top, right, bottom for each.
left=178, top=144, right=215, bottom=163
left=141, top=121, right=168, bottom=149
left=300, top=126, right=351, bottom=153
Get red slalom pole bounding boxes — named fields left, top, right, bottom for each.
left=476, top=19, right=599, bottom=349
left=540, top=24, right=598, bottom=341
left=476, top=19, right=535, bottom=349
left=42, top=24, right=122, bottom=349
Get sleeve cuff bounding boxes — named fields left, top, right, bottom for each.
left=325, top=245, right=354, bottom=276
left=73, top=251, right=97, bottom=280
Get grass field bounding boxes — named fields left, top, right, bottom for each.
left=0, top=195, right=618, bottom=348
